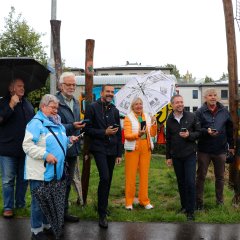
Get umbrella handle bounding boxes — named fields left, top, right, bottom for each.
left=54, top=163, right=57, bottom=180
left=44, top=161, right=58, bottom=180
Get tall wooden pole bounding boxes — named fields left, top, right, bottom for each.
left=50, top=20, right=62, bottom=90
left=222, top=0, right=240, bottom=202
left=81, top=39, right=95, bottom=204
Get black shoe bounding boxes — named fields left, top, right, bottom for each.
left=176, top=207, right=186, bottom=214
left=186, top=213, right=195, bottom=221
left=31, top=232, right=49, bottom=240
left=64, top=214, right=80, bottom=223
left=99, top=216, right=108, bottom=229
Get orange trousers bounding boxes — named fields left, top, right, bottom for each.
left=125, top=139, right=151, bottom=206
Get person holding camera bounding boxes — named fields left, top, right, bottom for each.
left=195, top=88, right=234, bottom=210
left=166, top=94, right=200, bottom=221
left=124, top=97, right=157, bottom=211
left=84, top=84, right=122, bottom=228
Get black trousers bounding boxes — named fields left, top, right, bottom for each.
left=93, top=152, right=116, bottom=218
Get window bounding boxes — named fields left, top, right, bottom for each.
left=221, top=90, right=228, bottom=99
left=192, top=106, right=198, bottom=112
left=184, top=106, right=190, bottom=111
left=101, top=73, right=108, bottom=76
left=192, top=90, right=198, bottom=99
left=115, top=73, right=123, bottom=75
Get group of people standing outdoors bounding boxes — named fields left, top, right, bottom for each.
left=0, top=72, right=235, bottom=240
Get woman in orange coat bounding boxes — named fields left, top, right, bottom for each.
left=124, top=97, right=157, bottom=210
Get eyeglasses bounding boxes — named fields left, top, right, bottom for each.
left=62, top=83, right=76, bottom=87
left=47, top=105, right=58, bottom=111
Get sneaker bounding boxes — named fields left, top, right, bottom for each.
left=144, top=204, right=154, bottom=210
left=31, top=232, right=49, bottom=240
left=3, top=209, right=13, bottom=218
left=125, top=205, right=133, bottom=210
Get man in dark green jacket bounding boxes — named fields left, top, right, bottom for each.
left=195, top=88, right=234, bottom=210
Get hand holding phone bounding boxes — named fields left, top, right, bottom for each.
left=180, top=128, right=187, bottom=132
left=80, top=119, right=90, bottom=124
left=140, top=121, right=146, bottom=130
left=112, top=124, right=120, bottom=128
left=211, top=128, right=217, bottom=133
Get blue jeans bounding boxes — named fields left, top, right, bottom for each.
left=30, top=180, right=49, bottom=233
left=173, top=153, right=196, bottom=214
left=0, top=155, right=28, bottom=210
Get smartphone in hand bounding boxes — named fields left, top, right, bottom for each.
left=140, top=121, right=146, bottom=130
left=113, top=124, right=120, bottom=128
left=211, top=128, right=217, bottom=133
left=180, top=128, right=187, bottom=132
left=80, top=119, right=90, bottom=124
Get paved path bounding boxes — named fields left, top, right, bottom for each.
left=1, top=217, right=240, bottom=240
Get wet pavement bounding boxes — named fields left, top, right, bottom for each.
left=1, top=217, right=240, bottom=240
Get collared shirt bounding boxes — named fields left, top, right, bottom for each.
left=61, top=93, right=74, bottom=112
left=173, top=112, right=183, bottom=123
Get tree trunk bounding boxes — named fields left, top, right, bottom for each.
left=81, top=39, right=95, bottom=204
left=222, top=0, right=240, bottom=204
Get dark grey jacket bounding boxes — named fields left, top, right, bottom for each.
left=166, top=111, right=201, bottom=159
left=0, top=95, right=34, bottom=157
left=56, top=92, right=81, bottom=157
left=196, top=102, right=234, bottom=154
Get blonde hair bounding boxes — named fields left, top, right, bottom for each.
left=130, top=97, right=143, bottom=111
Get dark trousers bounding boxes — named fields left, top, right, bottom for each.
left=172, top=153, right=196, bottom=214
left=93, top=152, right=116, bottom=218
left=65, top=156, right=77, bottom=212
left=196, top=152, right=226, bottom=205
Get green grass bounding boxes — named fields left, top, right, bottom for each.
left=2, top=154, right=240, bottom=223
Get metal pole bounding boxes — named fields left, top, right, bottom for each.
left=50, top=0, right=57, bottom=94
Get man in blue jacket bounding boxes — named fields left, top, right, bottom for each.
left=0, top=78, right=34, bottom=218
left=84, top=84, right=122, bottom=228
left=195, top=88, right=234, bottom=210
left=56, top=72, right=85, bottom=222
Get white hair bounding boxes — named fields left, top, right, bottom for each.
left=59, top=72, right=76, bottom=84
left=39, top=94, right=59, bottom=109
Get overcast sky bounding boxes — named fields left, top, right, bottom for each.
left=1, top=0, right=239, bottom=80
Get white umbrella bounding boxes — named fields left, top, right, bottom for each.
left=114, top=70, right=175, bottom=116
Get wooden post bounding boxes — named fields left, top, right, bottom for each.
left=222, top=0, right=240, bottom=202
left=50, top=20, right=62, bottom=89
left=81, top=39, right=95, bottom=204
